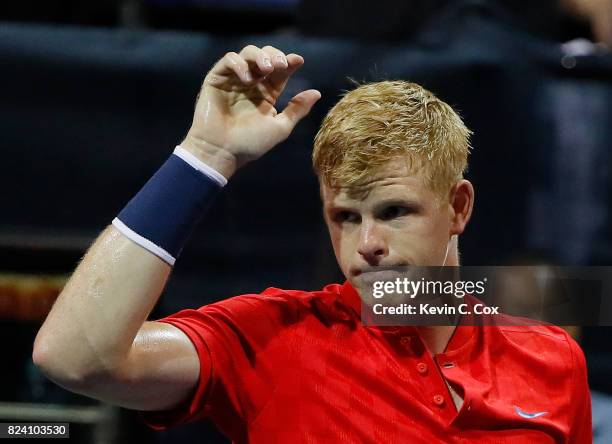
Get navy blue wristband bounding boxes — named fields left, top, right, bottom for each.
left=112, top=146, right=227, bottom=265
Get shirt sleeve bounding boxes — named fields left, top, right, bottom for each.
left=566, top=333, right=593, bottom=444
left=139, top=287, right=304, bottom=438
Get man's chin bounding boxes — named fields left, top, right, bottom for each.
left=349, top=269, right=454, bottom=308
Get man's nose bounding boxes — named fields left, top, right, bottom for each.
left=357, top=220, right=388, bottom=264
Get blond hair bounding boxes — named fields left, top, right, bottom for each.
left=312, top=80, right=472, bottom=199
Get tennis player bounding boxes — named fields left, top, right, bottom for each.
left=33, top=45, right=592, bottom=443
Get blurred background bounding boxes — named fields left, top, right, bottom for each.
left=1, top=0, right=611, bottom=442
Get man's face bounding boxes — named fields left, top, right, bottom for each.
left=321, top=158, right=454, bottom=295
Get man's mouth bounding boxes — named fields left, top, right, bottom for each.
left=351, top=265, right=409, bottom=282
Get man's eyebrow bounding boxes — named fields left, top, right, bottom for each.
left=373, top=198, right=423, bottom=212
left=324, top=203, right=357, bottom=212
left=324, top=198, right=424, bottom=214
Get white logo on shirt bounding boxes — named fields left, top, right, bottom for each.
left=514, top=406, right=548, bottom=419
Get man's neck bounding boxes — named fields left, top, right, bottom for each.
left=419, top=245, right=460, bottom=354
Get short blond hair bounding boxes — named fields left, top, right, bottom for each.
left=312, top=80, right=472, bottom=199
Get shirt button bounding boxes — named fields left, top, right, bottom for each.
left=400, top=336, right=411, bottom=347
left=416, top=362, right=428, bottom=375
left=433, top=395, right=445, bottom=407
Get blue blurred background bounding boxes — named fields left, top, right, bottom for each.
left=1, top=0, right=611, bottom=442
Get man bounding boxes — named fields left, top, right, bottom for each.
left=33, top=45, right=592, bottom=443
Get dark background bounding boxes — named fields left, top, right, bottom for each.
left=1, top=0, right=611, bottom=442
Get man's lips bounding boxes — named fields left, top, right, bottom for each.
left=350, top=264, right=409, bottom=277
left=362, top=271, right=406, bottom=285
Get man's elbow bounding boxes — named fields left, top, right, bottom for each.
left=32, top=333, right=104, bottom=393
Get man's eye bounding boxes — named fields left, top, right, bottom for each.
left=379, top=206, right=410, bottom=221
left=335, top=211, right=360, bottom=224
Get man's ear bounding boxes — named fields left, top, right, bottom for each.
left=448, top=179, right=474, bottom=236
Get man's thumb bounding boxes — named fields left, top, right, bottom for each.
left=276, top=89, right=321, bottom=131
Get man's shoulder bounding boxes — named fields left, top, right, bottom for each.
left=496, top=322, right=570, bottom=342
left=257, top=283, right=343, bottom=299
left=491, top=323, right=586, bottom=374
left=215, top=283, right=343, bottom=308
left=192, top=282, right=350, bottom=326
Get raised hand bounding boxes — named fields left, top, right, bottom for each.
left=182, top=45, right=321, bottom=179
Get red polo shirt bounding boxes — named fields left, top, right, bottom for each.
left=141, top=282, right=592, bottom=443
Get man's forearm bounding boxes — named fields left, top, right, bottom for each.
left=33, top=141, right=229, bottom=386
left=33, top=225, right=171, bottom=387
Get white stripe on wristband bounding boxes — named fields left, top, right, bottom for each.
left=112, top=217, right=176, bottom=266
left=173, top=146, right=228, bottom=187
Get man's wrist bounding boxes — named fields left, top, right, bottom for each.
left=181, top=134, right=237, bottom=180
left=114, top=146, right=224, bottom=265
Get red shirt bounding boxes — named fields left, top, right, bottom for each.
left=141, top=282, right=592, bottom=443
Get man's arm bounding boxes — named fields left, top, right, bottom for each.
left=33, top=227, right=197, bottom=411
left=32, top=45, right=320, bottom=411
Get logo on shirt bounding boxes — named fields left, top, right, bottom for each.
left=514, top=406, right=548, bottom=419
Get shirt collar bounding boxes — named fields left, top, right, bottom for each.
left=339, top=280, right=418, bottom=335
left=338, top=280, right=478, bottom=353
left=339, top=280, right=362, bottom=314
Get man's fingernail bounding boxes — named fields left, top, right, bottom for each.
left=263, top=58, right=272, bottom=68
left=245, top=71, right=253, bottom=81
left=276, top=55, right=288, bottom=66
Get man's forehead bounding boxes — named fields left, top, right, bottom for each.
left=320, top=160, right=429, bottom=205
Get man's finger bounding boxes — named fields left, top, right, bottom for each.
left=261, top=45, right=289, bottom=69
left=239, top=45, right=275, bottom=78
left=207, top=51, right=253, bottom=85
left=276, top=89, right=321, bottom=131
left=265, top=53, right=305, bottom=93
